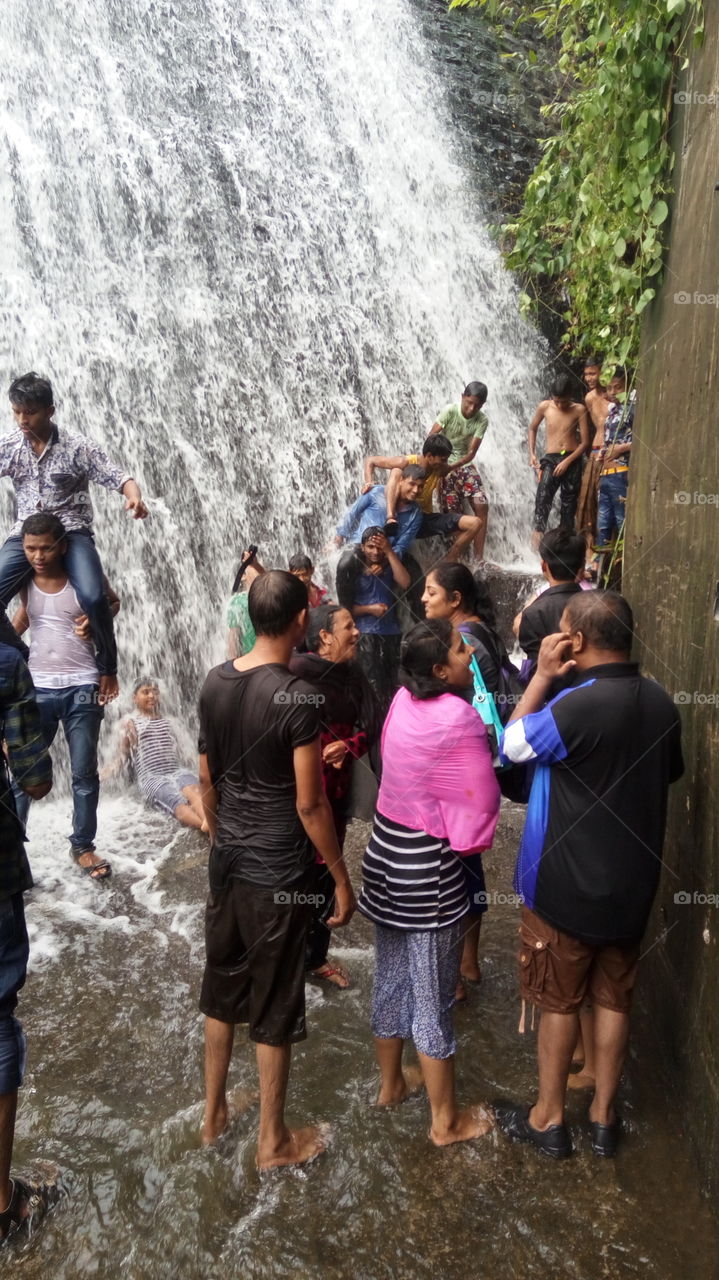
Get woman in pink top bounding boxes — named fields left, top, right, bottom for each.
left=358, top=619, right=500, bottom=1147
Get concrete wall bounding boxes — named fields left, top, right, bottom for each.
left=624, top=0, right=719, bottom=1192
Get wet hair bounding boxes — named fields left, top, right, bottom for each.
left=472, top=574, right=498, bottom=632
left=539, top=527, right=586, bottom=581
left=21, top=513, right=67, bottom=543
left=401, top=463, right=426, bottom=482
left=133, top=677, right=159, bottom=695
left=248, top=569, right=307, bottom=638
left=305, top=603, right=343, bottom=653
left=563, top=590, right=633, bottom=654
left=428, top=562, right=499, bottom=632
left=288, top=553, right=313, bottom=574
left=610, top=365, right=628, bottom=383
left=8, top=372, right=54, bottom=409
left=583, top=355, right=602, bottom=369
left=550, top=375, right=575, bottom=400
left=463, top=381, right=488, bottom=405
left=360, top=525, right=385, bottom=545
left=421, top=434, right=452, bottom=460
left=399, top=618, right=456, bottom=700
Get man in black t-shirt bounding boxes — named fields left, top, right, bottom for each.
left=515, top=527, right=585, bottom=682
left=495, top=591, right=683, bottom=1160
left=198, top=571, right=356, bottom=1169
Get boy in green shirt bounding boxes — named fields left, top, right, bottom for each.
left=429, top=381, right=489, bottom=559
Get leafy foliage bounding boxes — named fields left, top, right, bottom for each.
left=449, top=0, right=703, bottom=365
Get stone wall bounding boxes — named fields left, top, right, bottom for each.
left=624, top=0, right=719, bottom=1193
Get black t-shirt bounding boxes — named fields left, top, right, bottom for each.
left=519, top=582, right=583, bottom=677
left=503, top=663, right=684, bottom=943
left=198, top=662, right=320, bottom=888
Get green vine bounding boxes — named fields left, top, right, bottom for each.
left=450, top=0, right=704, bottom=365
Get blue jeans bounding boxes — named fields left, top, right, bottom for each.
left=0, top=530, right=117, bottom=675
left=13, top=684, right=104, bottom=852
left=597, top=472, right=628, bottom=545
left=0, top=894, right=28, bottom=1095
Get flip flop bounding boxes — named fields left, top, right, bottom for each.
left=0, top=1168, right=62, bottom=1241
left=310, top=963, right=350, bottom=990
left=71, top=850, right=112, bottom=881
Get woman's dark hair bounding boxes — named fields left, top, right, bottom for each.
left=305, top=603, right=343, bottom=653
left=426, top=562, right=498, bottom=631
left=399, top=619, right=456, bottom=700
left=472, top=574, right=498, bottom=632
left=9, top=372, right=54, bottom=408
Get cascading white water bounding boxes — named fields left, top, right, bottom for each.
left=0, top=0, right=547, bottom=717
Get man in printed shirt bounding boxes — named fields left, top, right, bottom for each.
left=0, top=637, right=58, bottom=1239
left=0, top=373, right=148, bottom=702
left=594, top=366, right=634, bottom=561
left=494, top=591, right=682, bottom=1160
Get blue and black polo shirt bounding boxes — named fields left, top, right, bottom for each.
left=501, top=663, right=684, bottom=945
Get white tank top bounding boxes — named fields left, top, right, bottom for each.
left=27, top=578, right=100, bottom=689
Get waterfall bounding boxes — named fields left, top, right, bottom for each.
left=0, top=0, right=548, bottom=716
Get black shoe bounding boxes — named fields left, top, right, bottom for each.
left=383, top=519, right=399, bottom=538
left=493, top=1100, right=573, bottom=1159
left=589, top=1117, right=621, bottom=1157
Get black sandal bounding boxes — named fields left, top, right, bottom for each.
left=72, top=850, right=112, bottom=881
left=0, top=1171, right=61, bottom=1241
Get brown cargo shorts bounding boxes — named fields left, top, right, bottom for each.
left=518, top=907, right=641, bottom=1015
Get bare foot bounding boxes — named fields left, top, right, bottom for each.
left=567, top=1070, right=596, bottom=1090
left=257, top=1124, right=326, bottom=1170
left=460, top=966, right=482, bottom=985
left=430, top=1105, right=495, bottom=1147
left=200, top=818, right=210, bottom=835
left=310, top=962, right=350, bottom=990
left=201, top=1101, right=228, bottom=1145
left=375, top=1064, right=425, bottom=1106
left=454, top=979, right=468, bottom=1003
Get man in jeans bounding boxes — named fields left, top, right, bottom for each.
left=0, top=635, right=57, bottom=1239
left=198, top=570, right=356, bottom=1168
left=0, top=372, right=148, bottom=702
left=495, top=591, right=683, bottom=1158
left=11, top=513, right=115, bottom=879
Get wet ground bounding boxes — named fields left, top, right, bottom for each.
left=4, top=793, right=717, bottom=1278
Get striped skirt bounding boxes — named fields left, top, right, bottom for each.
left=358, top=812, right=469, bottom=931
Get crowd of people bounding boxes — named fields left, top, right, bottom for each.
left=0, top=364, right=679, bottom=1237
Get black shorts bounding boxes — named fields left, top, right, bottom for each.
left=199, top=866, right=313, bottom=1045
left=418, top=512, right=461, bottom=539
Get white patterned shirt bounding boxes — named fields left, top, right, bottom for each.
left=0, top=424, right=132, bottom=535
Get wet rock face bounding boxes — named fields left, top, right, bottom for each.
left=485, top=566, right=537, bottom=645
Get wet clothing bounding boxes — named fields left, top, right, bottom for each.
left=226, top=590, right=255, bottom=657
left=0, top=893, right=29, bottom=1095
left=435, top=405, right=488, bottom=464
left=406, top=455, right=439, bottom=515
left=0, top=531, right=117, bottom=676
left=517, top=906, right=641, bottom=1015
left=13, top=684, right=103, bottom=853
left=518, top=582, right=582, bottom=683
left=597, top=471, right=628, bottom=544
left=0, top=644, right=52, bottom=899
left=533, top=453, right=583, bottom=534
left=501, top=662, right=684, bottom=945
left=353, top=564, right=402, bottom=636
left=200, top=859, right=312, bottom=1043
left=371, top=918, right=463, bottom=1059
left=26, top=579, right=99, bottom=688
left=336, top=485, right=422, bottom=557
left=360, top=813, right=470, bottom=931
left=0, top=423, right=130, bottom=536
left=129, top=713, right=197, bottom=815
left=198, top=663, right=319, bottom=889
left=576, top=450, right=603, bottom=538
left=417, top=512, right=461, bottom=540
left=439, top=464, right=488, bottom=512
left=356, top=634, right=402, bottom=722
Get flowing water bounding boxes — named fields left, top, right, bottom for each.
left=0, top=0, right=715, bottom=1275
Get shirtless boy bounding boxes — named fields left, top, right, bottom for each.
left=528, top=376, right=590, bottom=548
left=363, top=435, right=481, bottom=562
left=576, top=359, right=611, bottom=551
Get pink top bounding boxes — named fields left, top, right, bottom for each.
left=377, top=686, right=501, bottom=853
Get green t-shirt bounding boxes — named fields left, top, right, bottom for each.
left=436, top=404, right=488, bottom=464
left=227, top=591, right=256, bottom=656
